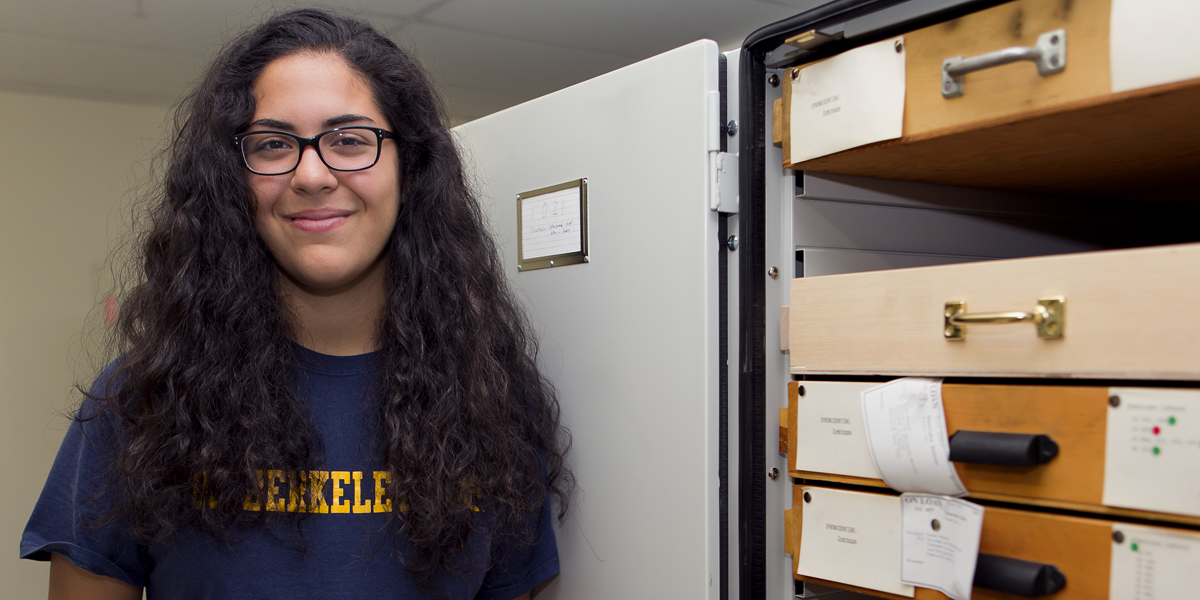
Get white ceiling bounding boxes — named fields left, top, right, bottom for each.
left=0, top=0, right=812, bottom=124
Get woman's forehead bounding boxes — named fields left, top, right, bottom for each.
left=251, top=52, right=383, bottom=132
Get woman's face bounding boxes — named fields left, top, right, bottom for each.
left=247, top=52, right=400, bottom=293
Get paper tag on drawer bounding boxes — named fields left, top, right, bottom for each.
left=1110, top=523, right=1200, bottom=599
left=1111, top=0, right=1200, bottom=92
left=1103, top=387, right=1200, bottom=517
left=797, top=487, right=915, bottom=597
left=899, top=494, right=984, bottom=600
left=794, top=381, right=883, bottom=479
left=862, top=378, right=968, bottom=496
left=788, top=37, right=905, bottom=163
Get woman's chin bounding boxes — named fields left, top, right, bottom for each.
left=279, top=258, right=385, bottom=297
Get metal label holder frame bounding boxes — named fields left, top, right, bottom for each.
left=516, top=178, right=589, bottom=272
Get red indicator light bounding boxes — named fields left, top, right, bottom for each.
left=1153, top=426, right=1161, bottom=435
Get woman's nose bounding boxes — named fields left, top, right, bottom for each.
left=290, top=146, right=338, bottom=194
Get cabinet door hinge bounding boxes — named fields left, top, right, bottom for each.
left=707, top=90, right=738, bottom=213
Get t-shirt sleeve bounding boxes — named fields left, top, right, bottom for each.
left=20, top=368, right=152, bottom=587
left=475, top=497, right=560, bottom=600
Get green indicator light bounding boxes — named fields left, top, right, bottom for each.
left=1132, top=543, right=1139, bottom=552
left=1169, top=416, right=1177, bottom=425
left=1153, top=447, right=1161, bottom=456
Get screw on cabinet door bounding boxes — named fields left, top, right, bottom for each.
left=768, top=266, right=780, bottom=279
left=768, top=468, right=780, bottom=480
left=768, top=74, right=780, bottom=87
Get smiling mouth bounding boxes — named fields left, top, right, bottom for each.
left=285, top=208, right=354, bottom=233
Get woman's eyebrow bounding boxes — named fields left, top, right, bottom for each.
left=248, top=118, right=293, bottom=130
left=323, top=114, right=376, bottom=128
left=245, top=115, right=376, bottom=131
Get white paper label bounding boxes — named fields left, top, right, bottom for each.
left=520, top=186, right=582, bottom=259
left=862, top=378, right=968, bottom=496
left=1103, top=387, right=1200, bottom=517
left=794, top=381, right=884, bottom=479
left=788, top=37, right=906, bottom=163
left=1110, top=524, right=1200, bottom=600
left=797, top=487, right=915, bottom=597
left=1111, top=0, right=1200, bottom=93
left=900, top=494, right=984, bottom=600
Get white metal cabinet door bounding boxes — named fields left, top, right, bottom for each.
left=454, top=40, right=724, bottom=600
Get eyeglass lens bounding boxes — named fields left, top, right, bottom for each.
left=241, top=129, right=380, bottom=174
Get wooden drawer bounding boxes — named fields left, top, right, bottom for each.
left=782, top=0, right=1110, bottom=152
left=776, top=0, right=1200, bottom=202
left=895, top=0, right=1109, bottom=139
left=784, top=381, right=1200, bottom=526
left=788, top=243, right=1200, bottom=380
left=783, top=485, right=1181, bottom=600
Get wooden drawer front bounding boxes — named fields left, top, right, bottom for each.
left=900, top=0, right=1110, bottom=138
left=776, top=0, right=1200, bottom=202
left=784, top=486, right=1115, bottom=600
left=943, top=383, right=1105, bottom=507
left=780, top=0, right=1111, bottom=165
left=789, top=243, right=1200, bottom=380
left=787, top=381, right=1200, bottom=525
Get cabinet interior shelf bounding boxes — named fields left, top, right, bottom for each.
left=786, top=77, right=1200, bottom=205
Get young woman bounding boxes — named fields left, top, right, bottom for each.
left=21, top=9, right=570, bottom=599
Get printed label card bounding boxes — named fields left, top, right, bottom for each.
left=788, top=37, right=906, bottom=163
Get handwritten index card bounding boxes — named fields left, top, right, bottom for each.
left=517, top=179, right=588, bottom=271
left=521, top=186, right=581, bottom=259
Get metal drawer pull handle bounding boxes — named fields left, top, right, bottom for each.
left=942, top=29, right=1066, bottom=98
left=943, top=297, right=1064, bottom=340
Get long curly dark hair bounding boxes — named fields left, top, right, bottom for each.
left=89, top=8, right=572, bottom=581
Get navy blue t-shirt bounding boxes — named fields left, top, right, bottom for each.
left=21, top=347, right=558, bottom=599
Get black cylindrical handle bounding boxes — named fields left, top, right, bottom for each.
left=973, top=553, right=1067, bottom=597
left=948, top=430, right=1058, bottom=466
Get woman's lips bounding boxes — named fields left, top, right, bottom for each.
left=290, top=216, right=348, bottom=232
left=285, top=208, right=354, bottom=233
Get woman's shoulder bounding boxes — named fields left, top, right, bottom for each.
left=75, top=356, right=131, bottom=424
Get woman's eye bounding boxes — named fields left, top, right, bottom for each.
left=330, top=134, right=370, bottom=148
left=251, top=137, right=294, bottom=153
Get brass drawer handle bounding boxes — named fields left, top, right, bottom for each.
left=942, top=29, right=1066, bottom=98
left=944, top=297, right=1064, bottom=340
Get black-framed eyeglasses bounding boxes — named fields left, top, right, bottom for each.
left=233, top=126, right=397, bottom=175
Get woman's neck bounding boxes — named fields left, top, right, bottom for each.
left=279, top=257, right=387, bottom=356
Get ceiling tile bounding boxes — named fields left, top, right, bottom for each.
left=758, top=0, right=833, bottom=10
left=0, top=0, right=443, bottom=56
left=420, top=0, right=800, bottom=56
left=438, top=84, right=536, bottom=125
left=0, top=0, right=810, bottom=122
left=394, top=21, right=632, bottom=117
left=0, top=30, right=195, bottom=105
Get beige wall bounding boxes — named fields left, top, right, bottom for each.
left=0, top=89, right=168, bottom=597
